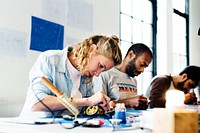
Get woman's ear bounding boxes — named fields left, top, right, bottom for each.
left=88, top=44, right=97, bottom=53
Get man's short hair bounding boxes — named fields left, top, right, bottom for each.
left=125, top=43, right=153, bottom=58
left=179, top=65, right=200, bottom=85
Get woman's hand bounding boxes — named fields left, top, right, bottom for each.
left=87, top=91, right=112, bottom=111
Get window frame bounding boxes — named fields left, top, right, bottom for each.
left=119, top=0, right=157, bottom=94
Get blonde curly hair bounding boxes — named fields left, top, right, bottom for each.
left=72, top=35, right=122, bottom=73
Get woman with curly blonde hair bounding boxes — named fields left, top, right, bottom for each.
left=20, top=34, right=122, bottom=117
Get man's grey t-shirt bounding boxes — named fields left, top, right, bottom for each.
left=93, top=67, right=137, bottom=101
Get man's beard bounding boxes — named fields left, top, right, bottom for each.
left=176, top=78, right=188, bottom=93
left=125, top=58, right=141, bottom=77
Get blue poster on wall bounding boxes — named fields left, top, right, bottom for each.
left=30, top=16, right=64, bottom=52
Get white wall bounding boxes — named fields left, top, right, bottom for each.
left=157, top=0, right=173, bottom=74
left=0, top=0, right=119, bottom=117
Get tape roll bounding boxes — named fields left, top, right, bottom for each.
left=85, top=106, right=105, bottom=116
left=85, top=106, right=99, bottom=115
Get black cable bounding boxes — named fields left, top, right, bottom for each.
left=32, top=84, right=55, bottom=124
left=59, top=117, right=93, bottom=129
left=32, top=81, right=152, bottom=131
left=32, top=82, right=93, bottom=129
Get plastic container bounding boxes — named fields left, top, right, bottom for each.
left=114, top=103, right=126, bottom=124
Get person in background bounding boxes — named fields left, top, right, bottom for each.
left=93, top=43, right=153, bottom=110
left=20, top=35, right=122, bottom=117
left=146, top=65, right=200, bottom=108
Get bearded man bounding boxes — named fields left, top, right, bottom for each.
left=93, top=43, right=153, bottom=110
left=146, top=65, right=200, bottom=108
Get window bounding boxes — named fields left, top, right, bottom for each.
left=172, top=0, right=189, bottom=73
left=120, top=0, right=156, bottom=94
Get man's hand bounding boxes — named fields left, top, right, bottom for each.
left=123, top=95, right=148, bottom=110
left=184, top=92, right=197, bottom=105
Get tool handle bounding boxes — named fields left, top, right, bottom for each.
left=41, top=76, right=63, bottom=97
